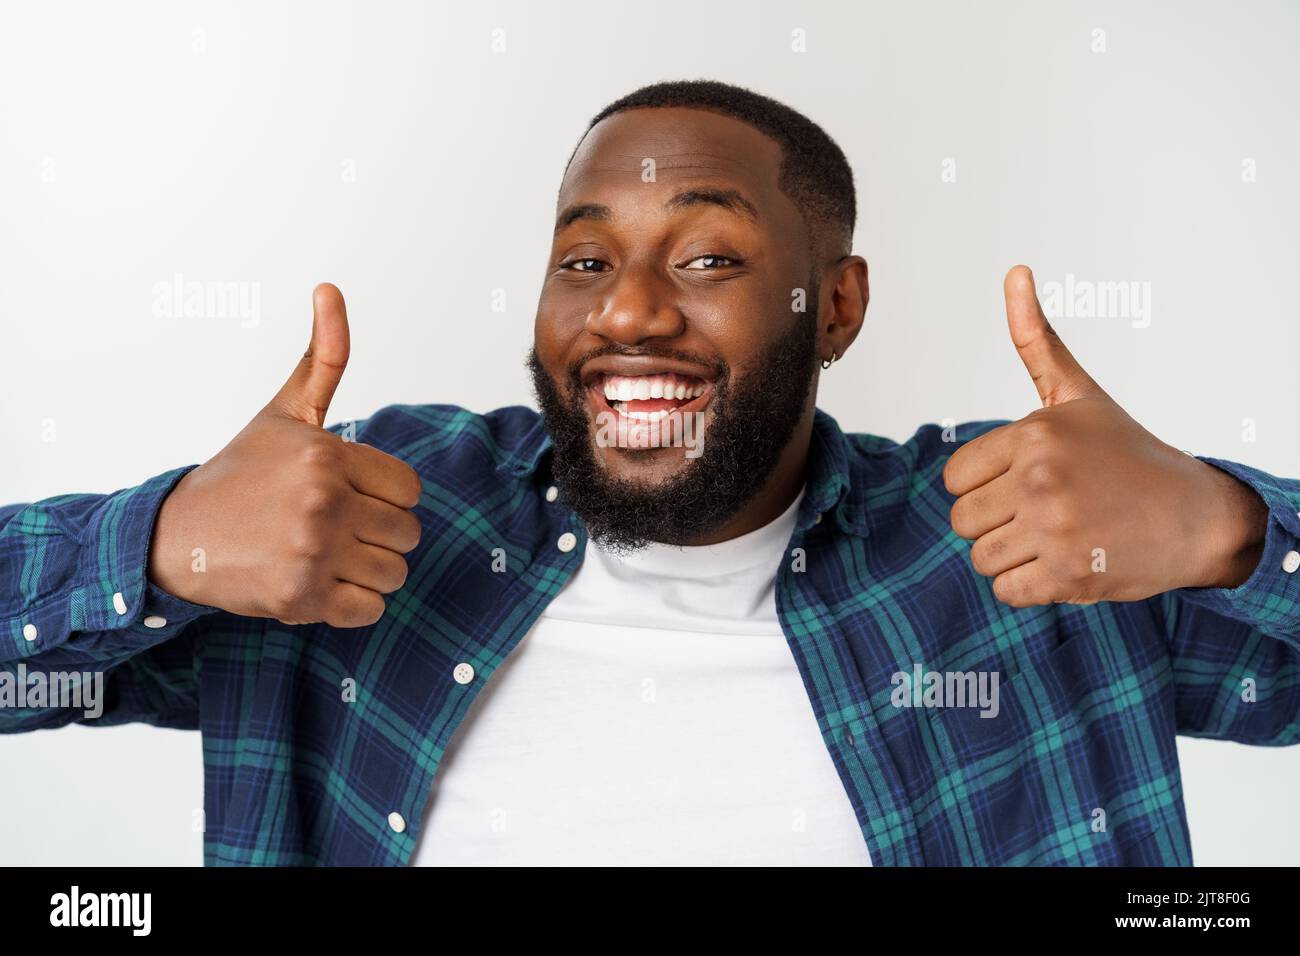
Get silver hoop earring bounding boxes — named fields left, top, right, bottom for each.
left=821, top=352, right=836, bottom=370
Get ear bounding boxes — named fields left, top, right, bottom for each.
left=819, top=255, right=868, bottom=364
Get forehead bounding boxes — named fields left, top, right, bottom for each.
left=557, top=106, right=796, bottom=225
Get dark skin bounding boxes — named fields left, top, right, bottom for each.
left=144, top=106, right=1266, bottom=627
left=533, top=106, right=869, bottom=544
left=534, top=106, right=1266, bottom=595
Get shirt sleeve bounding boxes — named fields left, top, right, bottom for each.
left=1, top=465, right=222, bottom=731
left=1155, top=456, right=1300, bottom=744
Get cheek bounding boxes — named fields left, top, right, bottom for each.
left=684, top=298, right=769, bottom=356
left=700, top=312, right=791, bottom=382
left=537, top=278, right=596, bottom=327
left=688, top=274, right=799, bottom=333
left=533, top=307, right=583, bottom=374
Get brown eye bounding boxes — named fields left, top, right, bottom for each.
left=683, top=255, right=740, bottom=270
left=564, top=258, right=609, bottom=273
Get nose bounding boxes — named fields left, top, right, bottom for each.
left=585, top=260, right=685, bottom=346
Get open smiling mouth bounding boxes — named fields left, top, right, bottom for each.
left=582, top=369, right=722, bottom=455
left=587, top=372, right=714, bottom=420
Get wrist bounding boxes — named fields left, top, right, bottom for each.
left=1194, top=462, right=1268, bottom=589
left=147, top=470, right=210, bottom=605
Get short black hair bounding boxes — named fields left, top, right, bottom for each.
left=568, top=79, right=857, bottom=256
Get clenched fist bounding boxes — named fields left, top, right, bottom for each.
left=943, top=266, right=1267, bottom=608
left=147, top=284, right=422, bottom=628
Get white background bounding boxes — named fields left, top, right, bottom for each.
left=1, top=0, right=1297, bottom=865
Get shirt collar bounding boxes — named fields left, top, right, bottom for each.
left=497, top=406, right=870, bottom=539
left=800, top=407, right=870, bottom=538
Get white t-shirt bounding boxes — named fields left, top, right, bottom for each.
left=410, top=487, right=872, bottom=866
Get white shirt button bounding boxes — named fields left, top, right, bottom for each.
left=112, top=592, right=128, bottom=615
left=814, top=513, right=822, bottom=524
left=1283, top=550, right=1300, bottom=574
left=453, top=662, right=475, bottom=684
left=387, top=811, right=406, bottom=833
left=557, top=532, right=577, bottom=553
left=22, top=623, right=37, bottom=642
left=143, top=615, right=168, bottom=629
left=545, top=485, right=559, bottom=502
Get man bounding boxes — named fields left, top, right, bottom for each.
left=2, top=80, right=1297, bottom=866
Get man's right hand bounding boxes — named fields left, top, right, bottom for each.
left=147, top=284, right=423, bottom=628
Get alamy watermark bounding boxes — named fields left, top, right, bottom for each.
left=50, top=886, right=150, bottom=936
left=890, top=664, right=1001, bottom=718
left=0, top=664, right=104, bottom=719
left=151, top=273, right=261, bottom=328
left=593, top=409, right=706, bottom=458
left=1038, top=273, right=1151, bottom=329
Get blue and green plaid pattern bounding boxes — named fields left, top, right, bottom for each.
left=3, top=404, right=1299, bottom=864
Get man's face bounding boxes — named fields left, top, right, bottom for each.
left=530, top=106, right=823, bottom=552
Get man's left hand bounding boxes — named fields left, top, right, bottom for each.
left=943, top=265, right=1267, bottom=607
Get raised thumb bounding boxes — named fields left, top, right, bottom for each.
left=268, top=283, right=351, bottom=426
left=1005, top=265, right=1103, bottom=407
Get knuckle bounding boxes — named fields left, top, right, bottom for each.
left=992, top=573, right=1033, bottom=608
left=369, top=553, right=408, bottom=594
left=948, top=501, right=968, bottom=537
left=1040, top=501, right=1078, bottom=538
left=949, top=499, right=973, bottom=538
left=385, top=558, right=410, bottom=593
left=398, top=513, right=422, bottom=552
left=328, top=592, right=385, bottom=629
left=1018, top=413, right=1058, bottom=445
left=298, top=438, right=341, bottom=471
left=949, top=492, right=985, bottom=539
left=299, top=482, right=341, bottom=518
left=1021, top=458, right=1060, bottom=493
left=970, top=535, right=1004, bottom=575
left=1052, top=551, right=1090, bottom=586
left=992, top=575, right=1016, bottom=605
left=941, top=456, right=960, bottom=494
left=270, top=573, right=317, bottom=620
left=288, top=523, right=329, bottom=559
left=400, top=465, right=423, bottom=508
left=360, top=596, right=386, bottom=626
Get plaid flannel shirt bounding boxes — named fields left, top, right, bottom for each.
left=3, top=404, right=1299, bottom=865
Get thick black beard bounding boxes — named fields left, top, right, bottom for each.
left=527, top=313, right=818, bottom=555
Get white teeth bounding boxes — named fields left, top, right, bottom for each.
left=611, top=402, right=667, bottom=421
left=599, top=373, right=709, bottom=405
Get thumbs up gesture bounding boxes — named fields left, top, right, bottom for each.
left=943, top=266, right=1266, bottom=607
left=147, top=284, right=423, bottom=627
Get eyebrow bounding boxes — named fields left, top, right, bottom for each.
left=665, top=187, right=759, bottom=223
left=553, top=187, right=759, bottom=235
